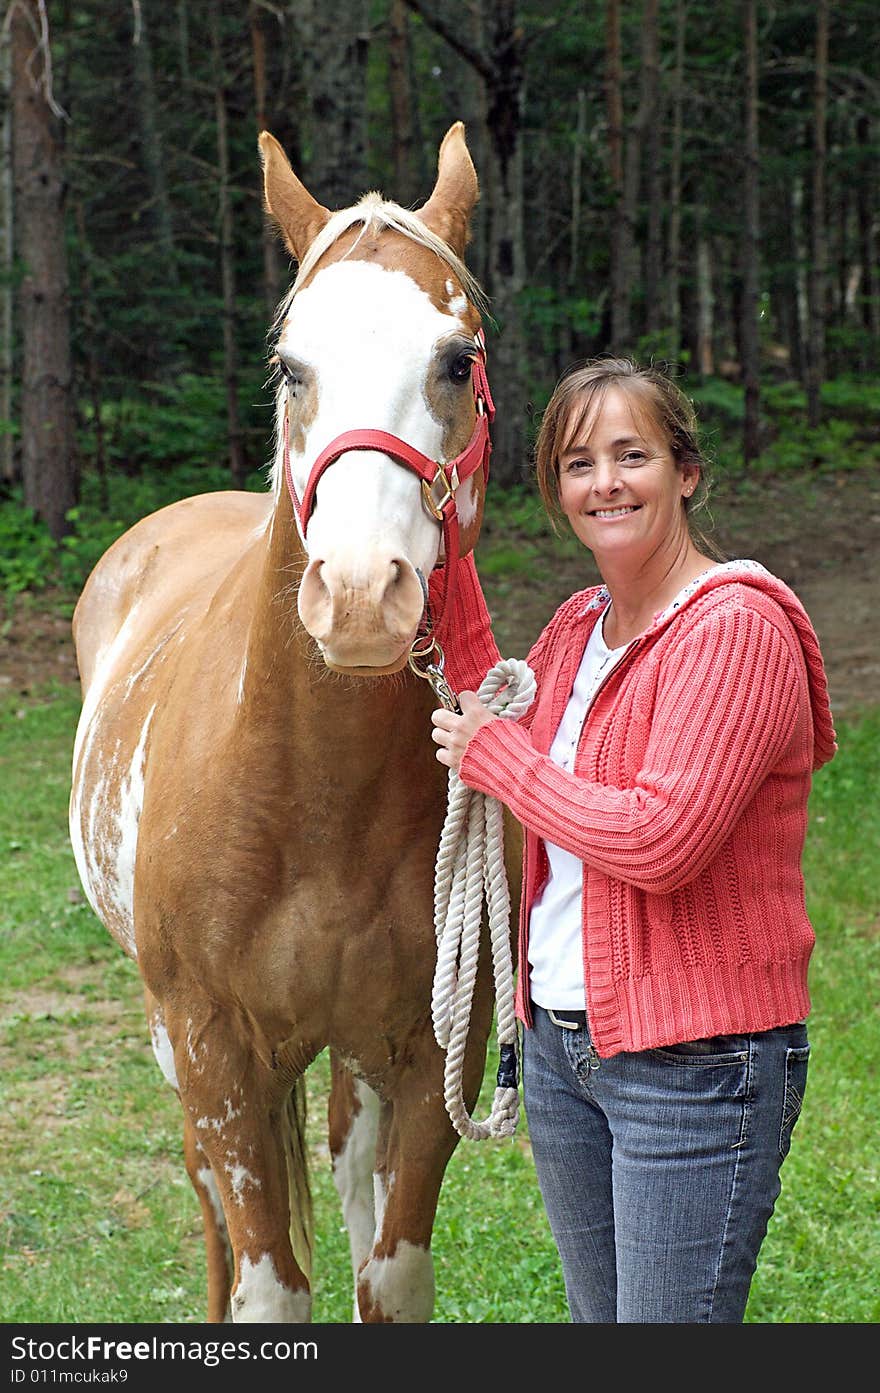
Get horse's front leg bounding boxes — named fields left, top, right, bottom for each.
left=163, top=995, right=313, bottom=1323
left=355, top=1043, right=483, bottom=1324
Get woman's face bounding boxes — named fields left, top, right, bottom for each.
left=557, top=386, right=697, bottom=567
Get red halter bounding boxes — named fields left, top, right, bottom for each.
left=282, top=331, right=495, bottom=632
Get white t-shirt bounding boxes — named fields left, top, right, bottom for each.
left=528, top=607, right=628, bottom=1010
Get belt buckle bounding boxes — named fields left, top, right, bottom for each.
left=547, top=1008, right=585, bottom=1031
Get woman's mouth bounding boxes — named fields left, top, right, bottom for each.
left=589, top=505, right=640, bottom=519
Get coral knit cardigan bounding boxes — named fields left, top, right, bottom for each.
left=457, top=562, right=837, bottom=1058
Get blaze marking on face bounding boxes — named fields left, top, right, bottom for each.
left=275, top=259, right=467, bottom=573
left=231, top=1252, right=310, bottom=1323
left=358, top=1240, right=434, bottom=1323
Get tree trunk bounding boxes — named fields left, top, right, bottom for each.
left=696, top=228, right=715, bottom=377
left=10, top=0, right=76, bottom=538
left=642, top=4, right=663, bottom=337
left=132, top=0, right=176, bottom=271
left=619, top=0, right=659, bottom=350
left=667, top=0, right=686, bottom=359
left=1, top=21, right=15, bottom=485
left=605, top=0, right=627, bottom=350
left=209, top=10, right=247, bottom=489
left=569, top=87, right=586, bottom=289
left=741, top=0, right=761, bottom=465
left=791, top=174, right=809, bottom=379
left=300, top=0, right=370, bottom=208
left=388, top=0, right=419, bottom=208
left=806, top=0, right=828, bottom=427
left=404, top=0, right=530, bottom=486
left=856, top=114, right=878, bottom=359
left=177, top=0, right=190, bottom=88
left=250, top=1, right=283, bottom=321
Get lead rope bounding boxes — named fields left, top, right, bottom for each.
left=430, top=658, right=536, bottom=1140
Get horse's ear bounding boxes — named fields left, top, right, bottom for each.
left=416, top=122, right=479, bottom=258
left=259, top=131, right=331, bottom=262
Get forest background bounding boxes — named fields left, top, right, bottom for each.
left=3, top=0, right=878, bottom=555
left=1, top=0, right=879, bottom=1328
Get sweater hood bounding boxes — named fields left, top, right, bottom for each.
left=580, top=560, right=837, bottom=770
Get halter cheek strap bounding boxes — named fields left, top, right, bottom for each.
left=282, top=332, right=495, bottom=631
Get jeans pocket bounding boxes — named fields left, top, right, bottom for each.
left=649, top=1035, right=749, bottom=1064
left=780, top=1044, right=810, bottom=1158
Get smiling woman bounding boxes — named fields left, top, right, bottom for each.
left=430, top=354, right=837, bottom=1324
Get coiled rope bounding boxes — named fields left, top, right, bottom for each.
left=431, top=657, right=536, bottom=1140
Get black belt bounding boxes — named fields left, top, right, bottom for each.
left=545, top=1007, right=588, bottom=1031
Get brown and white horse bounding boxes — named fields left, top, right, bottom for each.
left=69, top=125, right=510, bottom=1323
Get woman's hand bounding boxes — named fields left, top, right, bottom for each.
left=430, top=691, right=497, bottom=773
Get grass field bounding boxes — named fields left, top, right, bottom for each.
left=1, top=685, right=878, bottom=1324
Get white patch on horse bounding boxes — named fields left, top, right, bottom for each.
left=359, top=1240, right=434, bottom=1323
left=444, top=278, right=468, bottom=316
left=196, top=1164, right=232, bottom=1256
left=276, top=259, right=465, bottom=573
left=225, top=1158, right=262, bottom=1204
left=185, top=1018, right=207, bottom=1071
left=196, top=1095, right=244, bottom=1134
left=110, top=703, right=156, bottom=948
left=454, top=476, right=479, bottom=529
left=149, top=1013, right=178, bottom=1090
left=331, top=1078, right=380, bottom=1318
left=236, top=656, right=247, bottom=705
left=124, top=622, right=182, bottom=695
left=70, top=608, right=141, bottom=932
left=231, top=1252, right=310, bottom=1323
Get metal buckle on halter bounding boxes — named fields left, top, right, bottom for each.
left=421, top=464, right=457, bottom=521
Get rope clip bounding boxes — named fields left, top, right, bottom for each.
left=408, top=637, right=463, bottom=714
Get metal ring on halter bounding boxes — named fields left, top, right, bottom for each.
left=408, top=631, right=442, bottom=667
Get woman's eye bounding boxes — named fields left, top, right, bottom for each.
left=448, top=353, right=475, bottom=383
left=565, top=459, right=592, bottom=473
left=621, top=450, right=645, bottom=463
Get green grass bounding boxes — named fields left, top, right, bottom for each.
left=1, top=687, right=877, bottom=1323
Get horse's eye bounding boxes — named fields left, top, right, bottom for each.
left=449, top=353, right=475, bottom=384
left=274, top=355, right=301, bottom=387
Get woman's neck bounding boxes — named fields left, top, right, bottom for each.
left=599, top=537, right=717, bottom=647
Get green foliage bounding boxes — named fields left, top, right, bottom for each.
left=0, top=501, right=58, bottom=597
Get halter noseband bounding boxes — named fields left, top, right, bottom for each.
left=282, top=330, right=495, bottom=633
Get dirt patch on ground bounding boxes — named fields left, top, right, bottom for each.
left=1, top=466, right=877, bottom=720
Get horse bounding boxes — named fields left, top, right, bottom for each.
left=68, top=123, right=518, bottom=1324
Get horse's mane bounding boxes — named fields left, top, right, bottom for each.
left=272, top=193, right=490, bottom=332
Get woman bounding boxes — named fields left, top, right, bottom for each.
left=431, top=358, right=836, bottom=1323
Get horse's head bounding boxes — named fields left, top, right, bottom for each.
left=260, top=124, right=491, bottom=676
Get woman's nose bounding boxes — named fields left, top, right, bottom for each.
left=591, top=461, right=622, bottom=493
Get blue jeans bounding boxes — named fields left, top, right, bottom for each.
left=522, top=1004, right=810, bottom=1323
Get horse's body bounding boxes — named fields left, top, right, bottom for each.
left=69, top=126, right=513, bottom=1322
